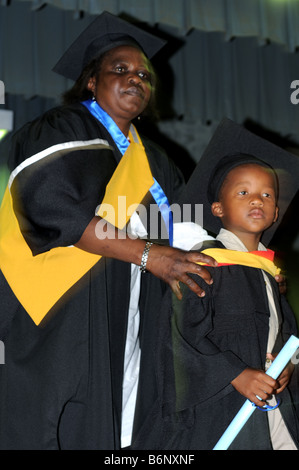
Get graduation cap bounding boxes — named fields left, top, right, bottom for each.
left=53, top=11, right=166, bottom=81
left=179, top=118, right=299, bottom=246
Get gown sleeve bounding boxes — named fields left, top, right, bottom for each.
left=280, top=293, right=299, bottom=340
left=158, top=270, right=248, bottom=415
left=8, top=106, right=117, bottom=256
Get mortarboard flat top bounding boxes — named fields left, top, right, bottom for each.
left=179, top=118, right=299, bottom=246
left=53, top=11, right=166, bottom=81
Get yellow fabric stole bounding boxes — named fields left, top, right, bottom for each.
left=0, top=127, right=154, bottom=325
left=199, top=248, right=280, bottom=278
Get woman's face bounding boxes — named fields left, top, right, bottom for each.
left=88, top=45, right=153, bottom=133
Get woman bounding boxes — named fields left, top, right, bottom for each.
left=0, top=12, right=215, bottom=449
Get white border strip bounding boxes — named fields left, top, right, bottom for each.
left=8, top=139, right=111, bottom=189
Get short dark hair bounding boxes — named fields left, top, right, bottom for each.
left=208, top=153, right=279, bottom=204
left=218, top=162, right=279, bottom=202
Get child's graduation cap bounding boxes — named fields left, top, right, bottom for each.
left=53, top=11, right=166, bottom=81
left=179, top=118, right=299, bottom=246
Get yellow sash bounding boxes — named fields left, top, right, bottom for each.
left=0, top=128, right=154, bottom=325
left=199, top=248, right=280, bottom=278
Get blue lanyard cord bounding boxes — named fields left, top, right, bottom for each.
left=82, top=99, right=173, bottom=246
left=149, top=179, right=173, bottom=246
left=82, top=99, right=130, bottom=155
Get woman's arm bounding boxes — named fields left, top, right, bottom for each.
left=75, top=216, right=217, bottom=299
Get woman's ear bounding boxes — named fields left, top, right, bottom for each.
left=211, top=202, right=224, bottom=218
left=87, top=76, right=96, bottom=93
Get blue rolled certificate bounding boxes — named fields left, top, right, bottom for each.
left=213, top=335, right=299, bottom=450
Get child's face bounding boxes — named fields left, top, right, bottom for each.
left=211, top=163, right=279, bottom=239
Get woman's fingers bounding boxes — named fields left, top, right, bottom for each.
left=189, top=251, right=218, bottom=268
left=170, top=274, right=207, bottom=300
left=147, top=245, right=217, bottom=298
left=170, top=280, right=183, bottom=300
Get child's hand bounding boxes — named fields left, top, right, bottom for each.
left=231, top=368, right=278, bottom=407
left=266, top=353, right=294, bottom=393
left=275, top=273, right=287, bottom=295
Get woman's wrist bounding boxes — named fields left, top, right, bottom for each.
left=139, top=241, right=153, bottom=273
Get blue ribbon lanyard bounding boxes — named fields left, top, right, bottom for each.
left=149, top=179, right=173, bottom=246
left=82, top=99, right=173, bottom=246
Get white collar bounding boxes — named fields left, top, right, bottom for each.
left=216, top=228, right=267, bottom=252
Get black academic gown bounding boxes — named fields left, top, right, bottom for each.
left=0, top=103, right=184, bottom=450
left=132, top=241, right=299, bottom=450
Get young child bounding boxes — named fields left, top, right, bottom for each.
left=132, top=119, right=299, bottom=450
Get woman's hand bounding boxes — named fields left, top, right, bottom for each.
left=146, top=243, right=217, bottom=299
left=231, top=368, right=278, bottom=407
left=75, top=216, right=217, bottom=299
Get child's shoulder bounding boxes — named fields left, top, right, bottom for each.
left=191, top=239, right=226, bottom=253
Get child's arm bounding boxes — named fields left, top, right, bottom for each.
left=231, top=368, right=278, bottom=407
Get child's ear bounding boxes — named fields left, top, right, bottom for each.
left=211, top=202, right=224, bottom=218
left=273, top=206, right=279, bottom=223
